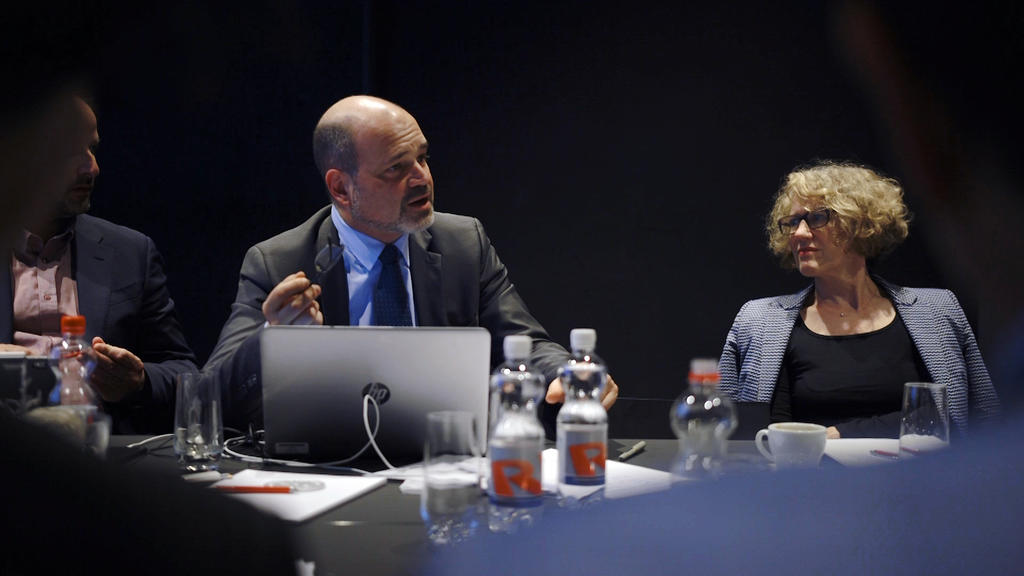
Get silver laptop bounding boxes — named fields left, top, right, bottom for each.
left=260, top=326, right=490, bottom=461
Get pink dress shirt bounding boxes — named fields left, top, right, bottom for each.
left=10, top=228, right=79, bottom=356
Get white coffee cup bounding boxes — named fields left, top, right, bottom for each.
left=755, top=422, right=827, bottom=469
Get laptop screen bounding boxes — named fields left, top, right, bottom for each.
left=260, top=326, right=491, bottom=462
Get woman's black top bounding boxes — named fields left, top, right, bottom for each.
left=770, top=313, right=931, bottom=438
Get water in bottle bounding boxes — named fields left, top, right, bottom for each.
left=49, top=315, right=110, bottom=456
left=556, top=328, right=608, bottom=503
left=669, top=357, right=737, bottom=480
left=488, top=335, right=546, bottom=533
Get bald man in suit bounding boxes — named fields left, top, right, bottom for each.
left=207, top=95, right=618, bottom=434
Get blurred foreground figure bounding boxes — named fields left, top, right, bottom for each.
left=0, top=59, right=296, bottom=574
left=427, top=416, right=1024, bottom=576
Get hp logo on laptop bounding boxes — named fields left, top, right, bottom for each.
left=362, top=382, right=391, bottom=405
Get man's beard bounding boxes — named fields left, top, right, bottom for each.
left=350, top=186, right=434, bottom=236
left=59, top=176, right=94, bottom=218
left=60, top=193, right=91, bottom=217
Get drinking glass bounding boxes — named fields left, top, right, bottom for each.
left=174, top=372, right=223, bottom=471
left=420, top=411, right=483, bottom=545
left=898, top=382, right=949, bottom=459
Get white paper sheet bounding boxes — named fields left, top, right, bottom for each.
left=212, top=469, right=386, bottom=522
left=824, top=438, right=900, bottom=467
left=383, top=451, right=673, bottom=500
left=540, top=448, right=673, bottom=499
left=370, top=457, right=484, bottom=495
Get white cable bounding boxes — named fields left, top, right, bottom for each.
left=269, top=393, right=390, bottom=469
left=217, top=394, right=396, bottom=471
left=221, top=435, right=316, bottom=467
left=126, top=433, right=174, bottom=449
left=315, top=395, right=382, bottom=465
left=129, top=429, right=242, bottom=451
left=363, top=394, right=396, bottom=470
left=317, top=465, right=373, bottom=475
left=220, top=432, right=371, bottom=474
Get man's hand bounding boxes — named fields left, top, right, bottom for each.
left=263, top=271, right=323, bottom=326
left=91, top=337, right=146, bottom=402
left=545, top=374, right=619, bottom=411
left=826, top=426, right=841, bottom=440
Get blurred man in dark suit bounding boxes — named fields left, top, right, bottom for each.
left=0, top=52, right=297, bottom=574
left=0, top=94, right=197, bottom=433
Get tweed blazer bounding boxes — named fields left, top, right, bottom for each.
left=719, top=277, right=1000, bottom=434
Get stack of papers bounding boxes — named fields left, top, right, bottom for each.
left=379, top=450, right=673, bottom=500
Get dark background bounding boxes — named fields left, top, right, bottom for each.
left=10, top=1, right=1023, bottom=436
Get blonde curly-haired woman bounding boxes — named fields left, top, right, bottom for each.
left=719, top=161, right=1000, bottom=438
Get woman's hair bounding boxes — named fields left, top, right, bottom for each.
left=766, top=161, right=911, bottom=268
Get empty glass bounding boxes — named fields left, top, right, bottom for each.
left=420, top=411, right=483, bottom=545
left=899, top=382, right=949, bottom=459
left=174, top=372, right=223, bottom=471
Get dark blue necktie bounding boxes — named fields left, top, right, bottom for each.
left=373, top=244, right=412, bottom=326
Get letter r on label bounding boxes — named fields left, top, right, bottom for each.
left=492, top=459, right=542, bottom=497
left=569, top=442, right=606, bottom=476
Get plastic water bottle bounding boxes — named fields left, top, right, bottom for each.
left=556, top=328, right=608, bottom=502
left=669, top=358, right=737, bottom=480
left=48, top=315, right=109, bottom=456
left=50, top=316, right=97, bottom=406
left=487, top=335, right=546, bottom=533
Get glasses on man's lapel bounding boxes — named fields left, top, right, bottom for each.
left=313, top=236, right=344, bottom=285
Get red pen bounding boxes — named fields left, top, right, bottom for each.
left=870, top=449, right=900, bottom=460
left=213, top=485, right=292, bottom=494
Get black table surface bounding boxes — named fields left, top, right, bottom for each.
left=107, top=436, right=775, bottom=576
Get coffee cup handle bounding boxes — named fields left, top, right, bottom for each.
left=755, top=429, right=774, bottom=461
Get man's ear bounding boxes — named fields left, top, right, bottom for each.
left=325, top=169, right=355, bottom=207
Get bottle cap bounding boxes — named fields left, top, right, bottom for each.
left=503, top=335, right=532, bottom=360
left=689, top=357, right=720, bottom=384
left=61, top=315, right=86, bottom=335
left=569, top=328, right=597, bottom=352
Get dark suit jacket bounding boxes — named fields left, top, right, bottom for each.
left=206, top=206, right=570, bottom=434
left=1, top=215, right=197, bottom=433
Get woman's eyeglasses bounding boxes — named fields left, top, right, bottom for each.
left=777, top=208, right=832, bottom=234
